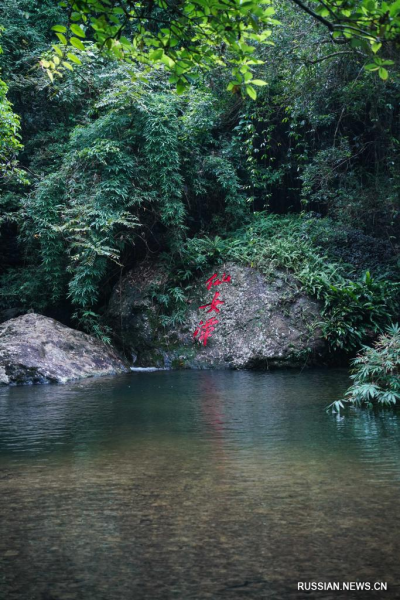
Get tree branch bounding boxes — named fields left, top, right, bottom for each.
left=289, top=0, right=334, bottom=31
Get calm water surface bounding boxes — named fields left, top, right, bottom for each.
left=0, top=369, right=399, bottom=600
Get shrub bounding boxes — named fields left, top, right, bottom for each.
left=330, top=324, right=400, bottom=412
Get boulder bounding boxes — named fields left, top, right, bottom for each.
left=106, top=261, right=326, bottom=369
left=0, top=313, right=128, bottom=385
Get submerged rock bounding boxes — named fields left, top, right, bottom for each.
left=107, top=261, right=326, bottom=369
left=0, top=313, right=128, bottom=385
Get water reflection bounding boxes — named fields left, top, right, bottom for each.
left=0, top=370, right=399, bottom=599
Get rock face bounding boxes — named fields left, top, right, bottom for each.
left=107, top=261, right=326, bottom=369
left=0, top=313, right=128, bottom=385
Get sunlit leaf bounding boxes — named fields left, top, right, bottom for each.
left=70, top=24, right=86, bottom=38
left=246, top=85, right=257, bottom=100
left=51, top=25, right=67, bottom=33
left=70, top=37, right=85, bottom=51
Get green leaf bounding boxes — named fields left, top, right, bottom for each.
left=161, top=54, right=175, bottom=68
left=371, top=41, right=382, bottom=53
left=149, top=48, right=164, bottom=60
left=62, top=61, right=74, bottom=71
left=251, top=79, right=267, bottom=86
left=52, top=25, right=67, bottom=33
left=70, top=37, right=85, bottom=51
left=246, top=85, right=257, bottom=100
left=53, top=45, right=63, bottom=57
left=67, top=52, right=82, bottom=65
left=379, top=67, right=389, bottom=80
left=70, top=24, right=86, bottom=38
left=56, top=32, right=68, bottom=45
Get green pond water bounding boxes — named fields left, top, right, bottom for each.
left=0, top=369, right=399, bottom=600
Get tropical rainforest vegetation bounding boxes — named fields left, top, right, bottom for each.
left=0, top=0, right=399, bottom=406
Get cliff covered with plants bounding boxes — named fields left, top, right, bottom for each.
left=0, top=1, right=399, bottom=393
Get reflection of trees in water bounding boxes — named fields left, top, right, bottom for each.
left=0, top=377, right=124, bottom=455
left=334, top=407, right=400, bottom=438
left=195, top=371, right=400, bottom=490
left=1, top=369, right=399, bottom=478
left=329, top=408, right=400, bottom=484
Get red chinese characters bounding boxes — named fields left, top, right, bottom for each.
left=193, top=272, right=231, bottom=345
left=193, top=317, right=219, bottom=346
left=205, top=273, right=231, bottom=290
left=199, top=291, right=224, bottom=314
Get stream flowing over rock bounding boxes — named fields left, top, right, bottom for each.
left=107, top=261, right=326, bottom=369
left=0, top=313, right=128, bottom=385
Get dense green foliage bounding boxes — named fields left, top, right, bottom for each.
left=0, top=0, right=399, bottom=374
left=0, top=59, right=247, bottom=329
left=330, top=324, right=400, bottom=411
left=44, top=0, right=277, bottom=97
left=0, top=35, right=27, bottom=186
left=0, top=77, right=23, bottom=182
left=44, top=1, right=400, bottom=95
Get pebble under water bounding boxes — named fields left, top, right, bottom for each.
left=0, top=369, right=399, bottom=600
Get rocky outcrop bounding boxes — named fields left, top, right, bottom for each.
left=0, top=313, right=128, bottom=385
left=107, top=261, right=326, bottom=369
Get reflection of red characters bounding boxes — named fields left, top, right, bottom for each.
left=205, top=273, right=231, bottom=290
left=193, top=317, right=219, bottom=346
left=199, top=291, right=224, bottom=314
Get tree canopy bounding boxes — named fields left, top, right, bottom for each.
left=43, top=0, right=400, bottom=95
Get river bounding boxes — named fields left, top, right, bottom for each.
left=0, top=369, right=399, bottom=599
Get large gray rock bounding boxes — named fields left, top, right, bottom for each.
left=107, top=261, right=326, bottom=369
left=0, top=313, right=128, bottom=385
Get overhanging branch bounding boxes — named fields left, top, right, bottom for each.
left=289, top=0, right=334, bottom=31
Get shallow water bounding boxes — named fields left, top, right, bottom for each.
left=0, top=369, right=399, bottom=600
